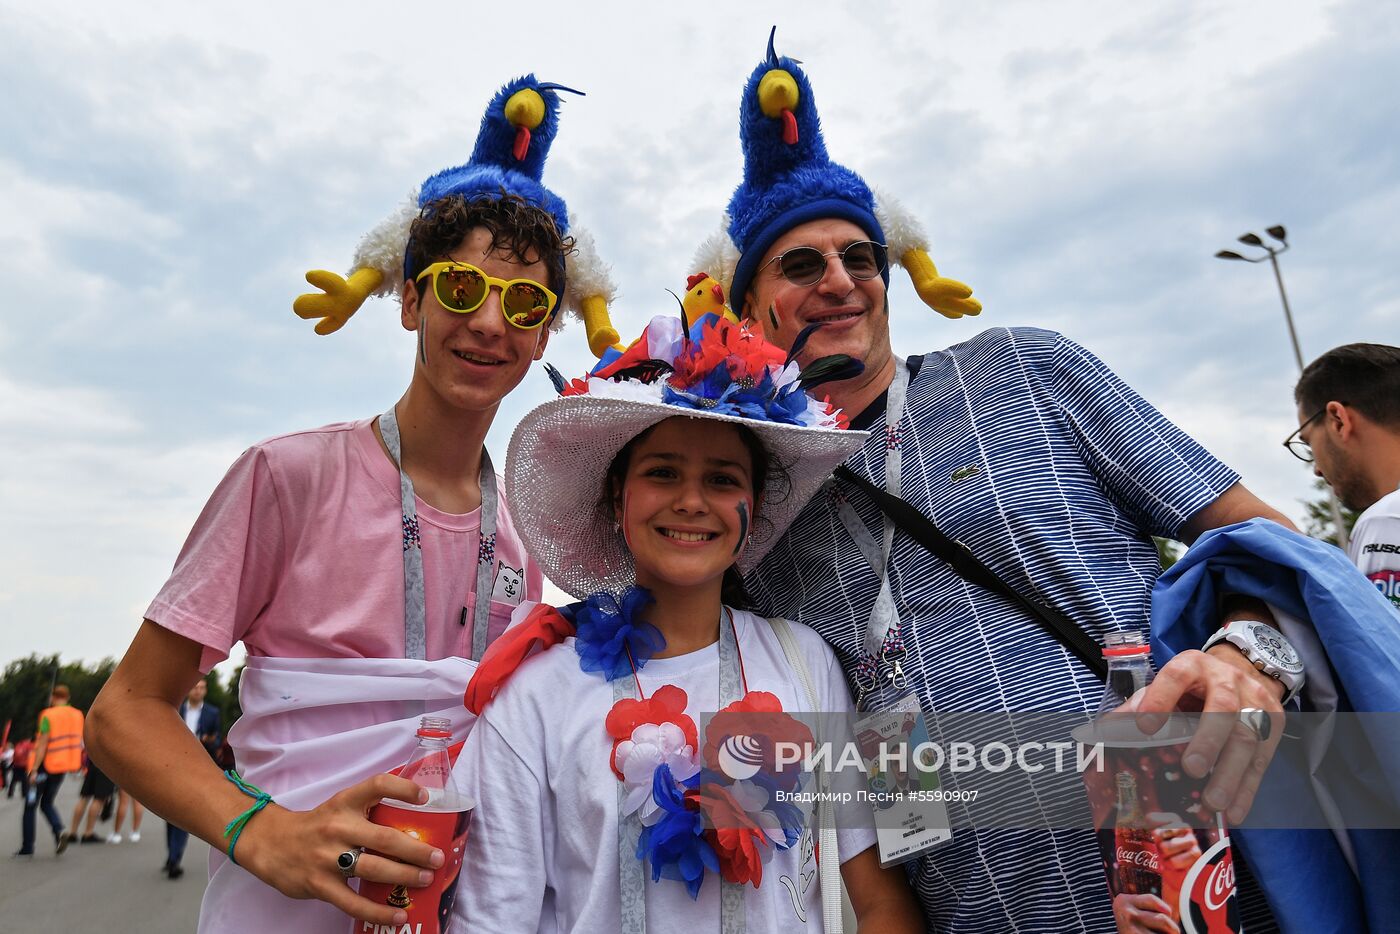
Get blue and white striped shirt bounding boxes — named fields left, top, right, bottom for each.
left=748, top=327, right=1256, bottom=933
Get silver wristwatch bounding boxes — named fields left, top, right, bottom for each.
left=1202, top=619, right=1305, bottom=705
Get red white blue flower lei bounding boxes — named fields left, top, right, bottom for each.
left=573, top=588, right=811, bottom=898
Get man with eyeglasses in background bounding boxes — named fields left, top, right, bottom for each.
left=84, top=76, right=616, bottom=932
left=693, top=35, right=1310, bottom=932
left=1290, top=343, right=1400, bottom=611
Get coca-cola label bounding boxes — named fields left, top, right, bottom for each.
left=1079, top=729, right=1239, bottom=932
left=1115, top=844, right=1159, bottom=871
left=1180, top=835, right=1240, bottom=934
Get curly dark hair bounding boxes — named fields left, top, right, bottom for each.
left=404, top=192, right=576, bottom=306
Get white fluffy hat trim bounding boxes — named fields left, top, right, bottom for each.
left=872, top=187, right=929, bottom=265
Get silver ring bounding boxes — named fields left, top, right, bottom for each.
left=336, top=847, right=363, bottom=878
left=1238, top=707, right=1271, bottom=742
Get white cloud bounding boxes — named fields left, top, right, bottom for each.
left=1, top=0, right=1395, bottom=669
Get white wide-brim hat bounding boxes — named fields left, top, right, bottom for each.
left=506, top=395, right=867, bottom=599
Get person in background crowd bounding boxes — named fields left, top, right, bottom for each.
left=7, top=737, right=33, bottom=800
left=1291, top=342, right=1400, bottom=611
left=58, top=754, right=116, bottom=850
left=163, top=679, right=223, bottom=879
left=15, top=685, right=85, bottom=857
left=108, top=786, right=145, bottom=844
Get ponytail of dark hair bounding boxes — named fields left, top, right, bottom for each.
left=721, top=566, right=755, bottom=611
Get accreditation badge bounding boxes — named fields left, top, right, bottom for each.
left=854, top=693, right=953, bottom=866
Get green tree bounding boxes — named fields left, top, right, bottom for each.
left=1154, top=537, right=1183, bottom=571
left=202, top=665, right=243, bottom=730
left=0, top=655, right=113, bottom=746
left=1, top=655, right=241, bottom=751
left=1301, top=478, right=1360, bottom=548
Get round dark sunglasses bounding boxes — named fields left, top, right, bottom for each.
left=759, top=240, right=889, bottom=287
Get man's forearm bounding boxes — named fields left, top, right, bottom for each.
left=1181, top=482, right=1297, bottom=544
left=87, top=689, right=252, bottom=850
left=87, top=621, right=260, bottom=853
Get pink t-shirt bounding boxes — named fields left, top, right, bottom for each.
left=146, top=418, right=543, bottom=672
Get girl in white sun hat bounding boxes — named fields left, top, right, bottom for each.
left=451, top=312, right=922, bottom=932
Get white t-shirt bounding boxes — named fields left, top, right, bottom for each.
left=1347, top=485, right=1400, bottom=612
left=184, top=703, right=204, bottom=735
left=451, top=608, right=876, bottom=933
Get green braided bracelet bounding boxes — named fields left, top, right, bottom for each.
left=222, top=769, right=273, bottom=866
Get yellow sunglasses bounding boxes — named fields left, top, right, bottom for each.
left=415, top=261, right=558, bottom=330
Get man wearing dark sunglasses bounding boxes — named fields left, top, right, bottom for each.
left=702, top=37, right=1306, bottom=933
left=1292, top=343, right=1400, bottom=611
left=86, top=77, right=612, bottom=933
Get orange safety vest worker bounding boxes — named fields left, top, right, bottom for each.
left=38, top=705, right=85, bottom=774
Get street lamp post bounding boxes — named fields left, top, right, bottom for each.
left=1216, top=226, right=1350, bottom=550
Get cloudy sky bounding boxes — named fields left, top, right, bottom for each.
left=2, top=1, right=1396, bottom=676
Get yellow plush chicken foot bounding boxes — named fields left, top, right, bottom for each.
left=901, top=249, right=981, bottom=319
left=293, top=267, right=385, bottom=335
left=580, top=295, right=623, bottom=357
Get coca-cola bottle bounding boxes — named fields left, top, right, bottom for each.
left=1113, top=770, right=1162, bottom=897
left=353, top=717, right=475, bottom=934
left=1077, top=630, right=1241, bottom=933
left=1095, top=630, right=1154, bottom=717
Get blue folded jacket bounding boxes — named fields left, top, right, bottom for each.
left=1152, top=518, right=1400, bottom=932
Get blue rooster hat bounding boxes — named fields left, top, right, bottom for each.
left=293, top=75, right=621, bottom=348
left=694, top=29, right=981, bottom=323
left=726, top=35, right=886, bottom=309
left=416, top=74, right=575, bottom=266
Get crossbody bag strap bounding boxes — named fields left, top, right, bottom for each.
left=833, top=466, right=1108, bottom=681
left=768, top=617, right=844, bottom=934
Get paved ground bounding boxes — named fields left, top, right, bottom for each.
left=0, top=776, right=207, bottom=932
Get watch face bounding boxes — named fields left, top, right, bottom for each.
left=1248, top=622, right=1301, bottom=669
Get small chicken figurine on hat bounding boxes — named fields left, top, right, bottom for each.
left=679, top=272, right=739, bottom=331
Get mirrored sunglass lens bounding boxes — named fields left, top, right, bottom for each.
left=437, top=267, right=486, bottom=311
left=779, top=248, right=827, bottom=284
left=503, top=283, right=551, bottom=327
left=842, top=242, right=885, bottom=278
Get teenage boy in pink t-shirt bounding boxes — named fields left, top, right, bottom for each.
left=86, top=77, right=618, bottom=933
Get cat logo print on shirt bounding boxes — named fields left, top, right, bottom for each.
left=491, top=565, right=525, bottom=605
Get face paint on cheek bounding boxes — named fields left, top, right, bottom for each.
left=733, top=499, right=750, bottom=557
left=767, top=304, right=779, bottom=331
left=418, top=313, right=428, bottom=365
